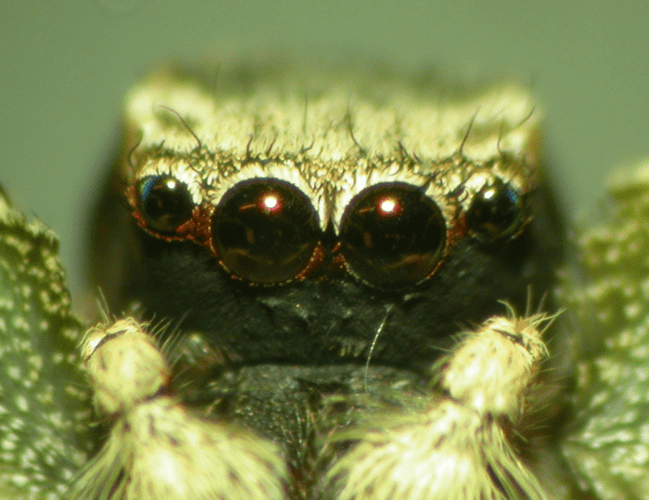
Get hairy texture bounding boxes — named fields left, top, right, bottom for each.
left=438, top=307, right=551, bottom=419
left=81, top=318, right=172, bottom=415
left=68, top=399, right=288, bottom=500
left=69, top=319, right=287, bottom=500
left=122, top=66, right=538, bottom=197
left=327, top=310, right=551, bottom=500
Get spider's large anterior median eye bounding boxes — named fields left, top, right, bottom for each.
left=339, top=183, right=446, bottom=287
left=466, top=179, right=524, bottom=241
left=212, top=178, right=320, bottom=284
left=137, top=175, right=194, bottom=233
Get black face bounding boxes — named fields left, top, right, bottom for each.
left=90, top=167, right=564, bottom=373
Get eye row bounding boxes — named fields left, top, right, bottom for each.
left=136, top=175, right=525, bottom=287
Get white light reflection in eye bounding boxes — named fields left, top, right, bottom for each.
left=379, top=198, right=398, bottom=216
left=262, top=194, right=280, bottom=211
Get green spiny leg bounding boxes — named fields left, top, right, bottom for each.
left=0, top=187, right=93, bottom=499
left=561, top=160, right=649, bottom=500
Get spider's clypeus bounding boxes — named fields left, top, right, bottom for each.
left=0, top=63, right=647, bottom=500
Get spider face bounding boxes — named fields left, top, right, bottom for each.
left=81, top=65, right=569, bottom=498
left=92, top=67, right=563, bottom=373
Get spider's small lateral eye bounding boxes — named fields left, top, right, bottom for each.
left=466, top=179, right=524, bottom=241
left=136, top=175, right=194, bottom=234
left=212, top=178, right=320, bottom=284
left=339, top=182, right=446, bottom=287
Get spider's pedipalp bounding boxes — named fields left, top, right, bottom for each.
left=81, top=317, right=170, bottom=415
left=440, top=308, right=553, bottom=419
left=327, top=309, right=553, bottom=500
left=71, top=318, right=288, bottom=500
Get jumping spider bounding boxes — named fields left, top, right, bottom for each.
left=1, top=62, right=645, bottom=499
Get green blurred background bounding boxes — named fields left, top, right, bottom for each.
left=2, top=1, right=649, bottom=304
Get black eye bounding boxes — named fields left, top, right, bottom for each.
left=466, top=179, right=524, bottom=241
left=212, top=178, right=320, bottom=284
left=339, top=183, right=446, bottom=287
left=137, top=176, right=194, bottom=233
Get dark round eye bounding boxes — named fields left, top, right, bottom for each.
left=339, top=183, right=446, bottom=287
left=466, top=179, right=524, bottom=241
left=212, top=178, right=320, bottom=284
left=137, top=175, right=194, bottom=233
